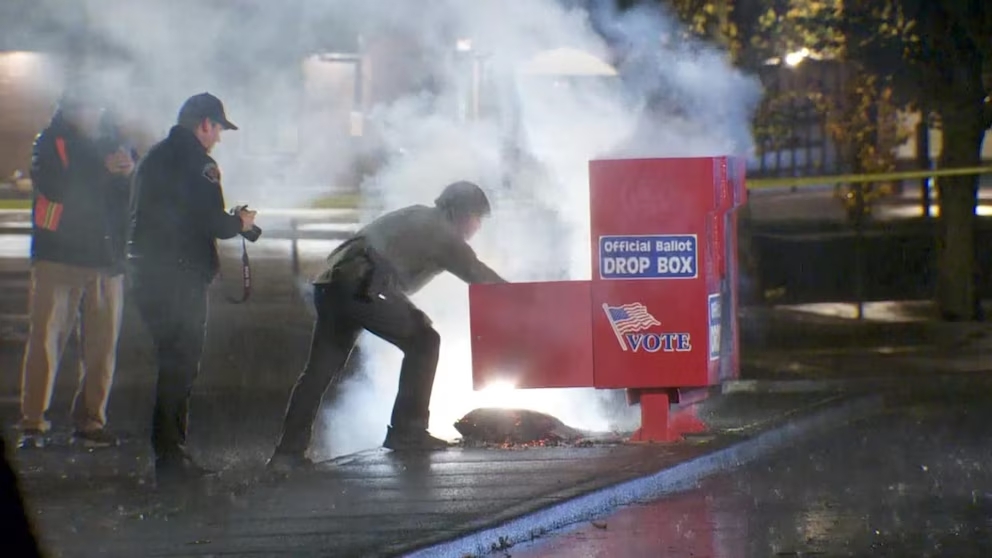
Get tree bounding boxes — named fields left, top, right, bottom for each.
left=743, top=0, right=843, bottom=67
left=613, top=0, right=743, bottom=58
left=840, top=0, right=992, bottom=320
left=665, top=0, right=991, bottom=318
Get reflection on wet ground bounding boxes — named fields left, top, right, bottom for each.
left=513, top=393, right=992, bottom=557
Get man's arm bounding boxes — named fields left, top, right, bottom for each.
left=438, top=236, right=508, bottom=285
left=29, top=132, right=70, bottom=231
left=189, top=161, right=243, bottom=240
left=29, top=132, right=68, bottom=202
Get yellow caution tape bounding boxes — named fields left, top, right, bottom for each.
left=748, top=165, right=992, bottom=190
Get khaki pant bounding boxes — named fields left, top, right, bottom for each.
left=19, top=261, right=125, bottom=433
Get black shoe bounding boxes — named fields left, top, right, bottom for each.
left=16, top=429, right=47, bottom=450
left=155, top=454, right=214, bottom=486
left=266, top=452, right=316, bottom=475
left=72, top=429, right=120, bottom=449
left=382, top=426, right=451, bottom=452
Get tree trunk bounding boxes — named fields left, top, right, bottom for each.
left=935, top=107, right=986, bottom=321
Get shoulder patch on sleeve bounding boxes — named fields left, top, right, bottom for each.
left=202, top=162, right=221, bottom=184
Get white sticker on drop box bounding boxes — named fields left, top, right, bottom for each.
left=708, top=293, right=721, bottom=361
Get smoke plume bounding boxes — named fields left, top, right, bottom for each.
left=320, top=0, right=762, bottom=455
left=11, top=0, right=762, bottom=457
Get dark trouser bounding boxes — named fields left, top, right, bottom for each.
left=275, top=281, right=440, bottom=456
left=0, top=435, right=42, bottom=557
left=129, top=265, right=209, bottom=461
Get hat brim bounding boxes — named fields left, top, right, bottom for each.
left=218, top=118, right=238, bottom=131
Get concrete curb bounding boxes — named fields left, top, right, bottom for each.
left=402, top=393, right=881, bottom=558
left=723, top=378, right=863, bottom=394
left=723, top=373, right=992, bottom=395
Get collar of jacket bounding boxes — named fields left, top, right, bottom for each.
left=167, top=125, right=207, bottom=155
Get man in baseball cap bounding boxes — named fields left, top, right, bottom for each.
left=128, top=91, right=255, bottom=485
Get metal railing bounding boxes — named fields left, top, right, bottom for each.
left=0, top=213, right=359, bottom=282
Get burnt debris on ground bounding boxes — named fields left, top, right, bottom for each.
left=453, top=407, right=625, bottom=449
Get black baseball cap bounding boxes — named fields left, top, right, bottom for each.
left=177, top=92, right=238, bottom=130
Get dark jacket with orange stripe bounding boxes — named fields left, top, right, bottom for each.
left=29, top=113, right=132, bottom=274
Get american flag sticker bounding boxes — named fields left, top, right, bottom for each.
left=602, top=302, right=661, bottom=351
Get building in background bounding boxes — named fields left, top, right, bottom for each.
left=0, top=51, right=64, bottom=195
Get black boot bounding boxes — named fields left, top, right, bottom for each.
left=155, top=452, right=214, bottom=486
left=382, top=426, right=451, bottom=452
left=266, top=452, right=316, bottom=475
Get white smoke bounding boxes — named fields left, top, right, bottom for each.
left=320, top=0, right=762, bottom=456
left=17, top=0, right=353, bottom=207
left=14, top=0, right=762, bottom=458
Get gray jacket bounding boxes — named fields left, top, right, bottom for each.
left=314, top=205, right=506, bottom=295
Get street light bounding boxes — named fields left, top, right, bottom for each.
left=785, top=48, right=811, bottom=67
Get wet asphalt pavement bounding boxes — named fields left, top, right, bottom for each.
left=5, top=389, right=861, bottom=557
left=512, top=391, right=992, bottom=558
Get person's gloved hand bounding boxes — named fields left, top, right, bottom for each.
left=104, top=148, right=134, bottom=176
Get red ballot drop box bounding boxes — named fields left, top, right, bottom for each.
left=469, top=157, right=747, bottom=442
